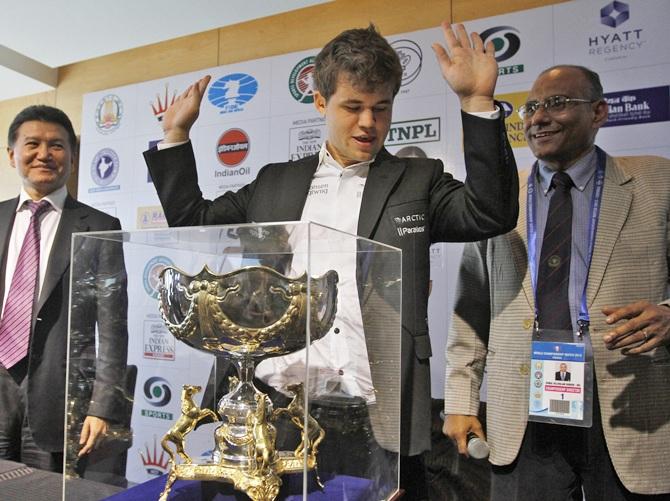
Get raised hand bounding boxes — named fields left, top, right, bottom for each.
left=162, top=75, right=211, bottom=143
left=431, top=23, right=498, bottom=112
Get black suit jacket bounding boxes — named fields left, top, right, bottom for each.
left=555, top=371, right=571, bottom=381
left=0, top=195, right=128, bottom=452
left=144, top=111, right=518, bottom=455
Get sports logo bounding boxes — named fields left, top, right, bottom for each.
left=289, top=56, right=316, bottom=103
left=139, top=436, right=169, bottom=476
left=601, top=1, right=629, bottom=28
left=143, top=256, right=175, bottom=298
left=480, top=26, right=521, bottom=63
left=217, top=128, right=250, bottom=167
left=95, top=94, right=123, bottom=134
left=151, top=83, right=177, bottom=122
left=143, top=376, right=172, bottom=407
left=391, top=39, right=423, bottom=87
left=208, top=73, right=258, bottom=113
left=90, top=148, right=120, bottom=192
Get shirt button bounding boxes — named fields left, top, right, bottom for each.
left=338, top=369, right=344, bottom=376
left=334, top=328, right=340, bottom=334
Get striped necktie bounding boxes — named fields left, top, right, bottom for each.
left=0, top=200, right=52, bottom=368
left=536, top=171, right=573, bottom=330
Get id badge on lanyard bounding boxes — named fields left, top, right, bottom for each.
left=528, top=328, right=593, bottom=427
left=525, top=148, right=606, bottom=428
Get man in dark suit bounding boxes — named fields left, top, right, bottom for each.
left=0, top=105, right=128, bottom=472
left=555, top=363, right=571, bottom=381
left=144, top=23, right=518, bottom=498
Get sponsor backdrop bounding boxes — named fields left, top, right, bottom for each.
left=77, top=0, right=669, bottom=483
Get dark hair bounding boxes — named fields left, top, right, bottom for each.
left=314, top=24, right=403, bottom=100
left=8, top=105, right=77, bottom=151
left=540, top=65, right=604, bottom=101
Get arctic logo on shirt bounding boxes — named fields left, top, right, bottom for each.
left=394, top=213, right=426, bottom=237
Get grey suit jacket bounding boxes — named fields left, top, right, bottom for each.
left=445, top=153, right=670, bottom=494
left=0, top=195, right=128, bottom=452
left=145, top=111, right=518, bottom=455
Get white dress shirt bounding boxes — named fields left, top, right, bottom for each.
left=1, top=185, right=67, bottom=317
left=255, top=144, right=377, bottom=402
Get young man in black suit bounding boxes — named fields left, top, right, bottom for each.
left=144, top=23, right=518, bottom=498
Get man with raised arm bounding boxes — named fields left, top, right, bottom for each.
left=145, top=23, right=518, bottom=498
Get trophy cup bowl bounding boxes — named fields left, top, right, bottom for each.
left=157, top=264, right=338, bottom=501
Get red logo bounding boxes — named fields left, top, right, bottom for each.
left=216, top=128, right=250, bottom=167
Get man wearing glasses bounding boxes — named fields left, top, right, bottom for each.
left=443, top=65, right=670, bottom=499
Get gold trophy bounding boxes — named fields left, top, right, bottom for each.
left=157, top=264, right=338, bottom=501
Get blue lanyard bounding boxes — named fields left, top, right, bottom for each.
left=526, top=148, right=607, bottom=333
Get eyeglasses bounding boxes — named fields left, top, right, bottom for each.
left=518, top=95, right=595, bottom=120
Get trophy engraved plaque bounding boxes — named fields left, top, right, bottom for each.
left=157, top=265, right=338, bottom=501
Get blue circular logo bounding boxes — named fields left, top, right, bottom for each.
left=143, top=376, right=172, bottom=407
left=143, top=256, right=174, bottom=298
left=208, top=73, right=258, bottom=113
left=91, top=148, right=119, bottom=186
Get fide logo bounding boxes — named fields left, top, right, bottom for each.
left=289, top=56, right=316, bottom=104
left=208, top=73, right=258, bottom=114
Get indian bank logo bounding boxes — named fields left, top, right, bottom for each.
left=601, top=1, right=629, bottom=28
left=151, top=83, right=177, bottom=122
left=89, top=148, right=120, bottom=192
left=481, top=26, right=521, bottom=62
left=217, top=128, right=250, bottom=167
left=289, top=56, right=316, bottom=103
left=143, top=256, right=174, bottom=299
left=391, top=39, right=423, bottom=87
left=208, top=73, right=258, bottom=113
left=140, top=436, right=169, bottom=476
left=143, top=376, right=172, bottom=407
left=94, top=94, right=123, bottom=134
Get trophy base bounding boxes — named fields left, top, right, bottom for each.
left=158, top=452, right=317, bottom=501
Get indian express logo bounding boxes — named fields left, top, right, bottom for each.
left=480, top=26, right=523, bottom=76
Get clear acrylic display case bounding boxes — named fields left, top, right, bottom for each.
left=64, top=222, right=401, bottom=500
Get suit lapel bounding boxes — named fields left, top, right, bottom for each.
left=274, top=156, right=319, bottom=221
left=586, top=155, right=632, bottom=306
left=0, top=198, right=19, bottom=302
left=510, top=174, right=534, bottom=309
left=37, top=196, right=90, bottom=313
left=357, top=150, right=405, bottom=238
